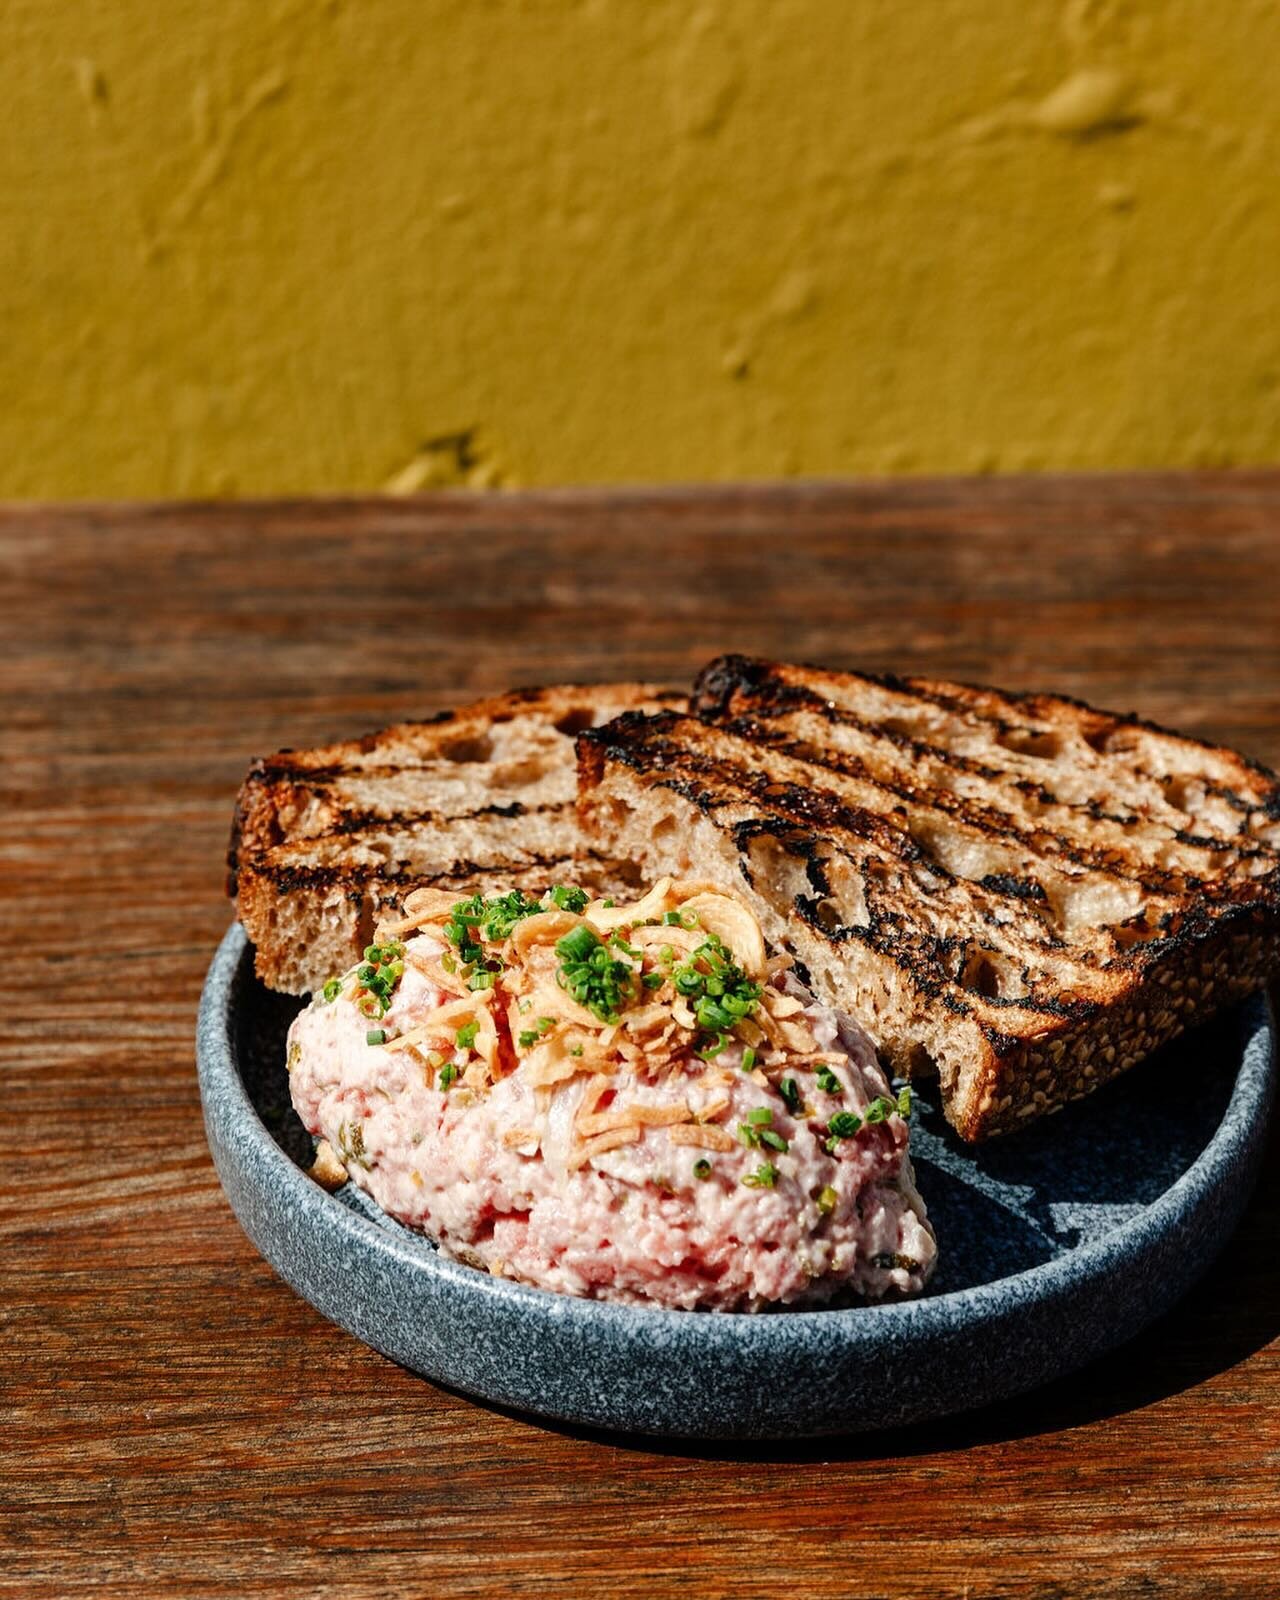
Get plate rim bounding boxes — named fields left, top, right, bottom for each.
left=198, top=921, right=1276, bottom=1353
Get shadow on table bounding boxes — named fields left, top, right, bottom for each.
left=486, top=1118, right=1279, bottom=1464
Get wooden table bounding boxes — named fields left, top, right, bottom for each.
left=4, top=477, right=1278, bottom=1599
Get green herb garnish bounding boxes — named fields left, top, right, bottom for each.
left=365, top=1028, right=386, bottom=1046
left=742, top=1046, right=757, bottom=1072
left=442, top=889, right=542, bottom=967
left=348, top=941, right=405, bottom=1018
left=738, top=1106, right=780, bottom=1149
left=548, top=884, right=589, bottom=914
left=437, top=1061, right=458, bottom=1091
left=863, top=1096, right=896, bottom=1125
left=825, top=1109, right=863, bottom=1153
left=480, top=889, right=543, bottom=941
left=815, top=1064, right=842, bottom=1095
left=671, top=934, right=763, bottom=1057
left=816, top=1184, right=838, bottom=1215
left=692, top=1158, right=712, bottom=1181
left=778, top=1076, right=801, bottom=1114
left=554, top=923, right=637, bottom=1023
left=742, top=1162, right=779, bottom=1189
left=455, top=1021, right=479, bottom=1051
left=321, top=977, right=343, bottom=1003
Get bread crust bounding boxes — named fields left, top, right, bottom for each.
left=577, top=661, right=1280, bottom=1140
left=232, top=682, right=682, bottom=994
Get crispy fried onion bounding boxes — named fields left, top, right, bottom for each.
left=375, top=875, right=831, bottom=1169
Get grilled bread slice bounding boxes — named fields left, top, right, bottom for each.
left=577, top=657, right=1280, bottom=1140
left=232, top=682, right=683, bottom=994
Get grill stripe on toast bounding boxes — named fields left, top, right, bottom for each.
left=578, top=664, right=1280, bottom=1140
left=232, top=683, right=682, bottom=994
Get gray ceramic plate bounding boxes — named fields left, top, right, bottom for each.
left=198, top=924, right=1274, bottom=1438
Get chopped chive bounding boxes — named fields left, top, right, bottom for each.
left=742, top=1046, right=757, bottom=1072
left=548, top=884, right=589, bottom=913
left=455, top=1021, right=479, bottom=1051
left=662, top=910, right=683, bottom=926
left=778, top=1076, right=800, bottom=1113
left=467, top=970, right=496, bottom=991
left=815, top=1064, right=841, bottom=1095
left=759, top=1129, right=788, bottom=1152
left=816, top=1184, right=838, bottom=1215
left=642, top=972, right=665, bottom=990
left=437, top=1061, right=458, bottom=1091
left=556, top=923, right=599, bottom=962
left=365, top=1028, right=386, bottom=1046
left=742, top=1161, right=778, bottom=1189
left=568, top=1043, right=584, bottom=1057
left=827, top=1111, right=863, bottom=1140
left=518, top=1029, right=539, bottom=1048
left=692, top=1158, right=712, bottom=1181
left=746, top=1106, right=773, bottom=1126
left=321, top=978, right=342, bottom=1003
left=864, top=1096, right=894, bottom=1125
left=897, top=1085, right=912, bottom=1117
left=555, top=923, right=636, bottom=1023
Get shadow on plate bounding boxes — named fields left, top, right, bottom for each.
left=489, top=1110, right=1279, bottom=1460
left=243, top=976, right=1275, bottom=1453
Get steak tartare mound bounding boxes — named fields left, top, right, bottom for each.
left=287, top=878, right=937, bottom=1310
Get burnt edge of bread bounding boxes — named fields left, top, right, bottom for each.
left=692, top=654, right=1280, bottom=808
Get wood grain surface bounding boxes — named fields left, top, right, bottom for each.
left=3, top=476, right=1278, bottom=1599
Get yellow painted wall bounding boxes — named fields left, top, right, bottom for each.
left=4, top=0, right=1280, bottom=497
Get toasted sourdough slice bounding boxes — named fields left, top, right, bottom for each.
left=577, top=659, right=1280, bottom=1140
left=232, top=682, right=683, bottom=994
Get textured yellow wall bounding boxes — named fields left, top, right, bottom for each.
left=4, top=0, right=1280, bottom=496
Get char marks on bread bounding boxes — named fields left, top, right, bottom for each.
left=575, top=654, right=1280, bottom=1140
left=231, top=682, right=684, bottom=995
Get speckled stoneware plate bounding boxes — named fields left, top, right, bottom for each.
left=198, top=925, right=1274, bottom=1439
